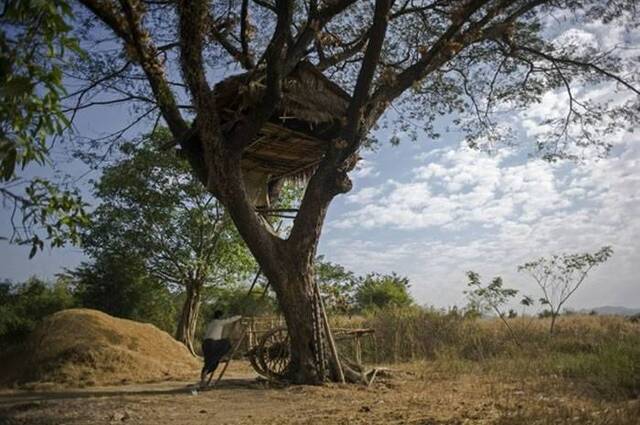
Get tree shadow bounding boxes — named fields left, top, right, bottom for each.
left=0, top=377, right=270, bottom=406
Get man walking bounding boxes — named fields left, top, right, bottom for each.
left=200, top=310, right=242, bottom=388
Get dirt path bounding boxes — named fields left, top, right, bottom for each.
left=1, top=362, right=638, bottom=425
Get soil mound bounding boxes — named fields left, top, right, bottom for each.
left=0, top=308, right=200, bottom=388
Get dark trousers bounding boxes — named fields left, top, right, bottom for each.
left=201, top=338, right=232, bottom=376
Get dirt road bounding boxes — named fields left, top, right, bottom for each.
left=1, top=361, right=638, bottom=424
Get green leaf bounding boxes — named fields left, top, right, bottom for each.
left=3, top=76, right=34, bottom=97
left=1, top=148, right=17, bottom=181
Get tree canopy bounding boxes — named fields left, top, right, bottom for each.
left=84, top=129, right=255, bottom=290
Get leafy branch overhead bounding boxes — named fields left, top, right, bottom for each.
left=0, top=0, right=87, bottom=253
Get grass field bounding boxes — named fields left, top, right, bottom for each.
left=1, top=310, right=639, bottom=424
left=335, top=309, right=640, bottom=402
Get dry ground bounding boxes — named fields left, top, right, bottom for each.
left=1, top=361, right=638, bottom=425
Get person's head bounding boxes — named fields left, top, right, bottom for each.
left=213, top=310, right=223, bottom=319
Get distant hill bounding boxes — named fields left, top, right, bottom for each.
left=579, top=306, right=640, bottom=316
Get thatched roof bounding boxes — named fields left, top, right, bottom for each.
left=215, top=62, right=351, bottom=181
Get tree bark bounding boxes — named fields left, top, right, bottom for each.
left=272, top=267, right=326, bottom=384
left=549, top=312, right=558, bottom=335
left=175, top=282, right=202, bottom=356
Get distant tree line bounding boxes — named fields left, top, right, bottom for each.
left=0, top=258, right=414, bottom=349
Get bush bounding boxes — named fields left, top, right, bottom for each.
left=355, top=273, right=413, bottom=311
left=69, top=255, right=177, bottom=333
left=0, top=277, right=76, bottom=347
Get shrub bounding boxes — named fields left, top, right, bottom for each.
left=0, top=277, right=76, bottom=347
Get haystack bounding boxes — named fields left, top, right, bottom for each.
left=0, top=309, right=199, bottom=388
left=208, top=62, right=350, bottom=208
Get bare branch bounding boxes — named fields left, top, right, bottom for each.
left=519, top=46, right=640, bottom=96
left=240, top=0, right=253, bottom=66
left=78, top=0, right=188, bottom=136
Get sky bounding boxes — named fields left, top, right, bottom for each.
left=1, top=10, right=639, bottom=311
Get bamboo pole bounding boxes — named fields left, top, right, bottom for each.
left=211, top=330, right=247, bottom=387
left=314, top=280, right=345, bottom=383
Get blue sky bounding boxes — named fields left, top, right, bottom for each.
left=2, top=11, right=639, bottom=310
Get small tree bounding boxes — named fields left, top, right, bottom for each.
left=518, top=246, right=613, bottom=334
left=315, top=256, right=358, bottom=314
left=0, top=277, right=76, bottom=346
left=464, top=271, right=523, bottom=342
left=355, top=273, right=413, bottom=311
left=69, top=254, right=177, bottom=333
left=82, top=130, right=255, bottom=353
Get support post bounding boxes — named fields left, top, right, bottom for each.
left=355, top=335, right=362, bottom=366
left=314, top=280, right=345, bottom=383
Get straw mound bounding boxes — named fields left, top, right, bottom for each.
left=0, top=308, right=200, bottom=388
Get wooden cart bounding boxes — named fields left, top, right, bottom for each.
left=243, top=326, right=375, bottom=380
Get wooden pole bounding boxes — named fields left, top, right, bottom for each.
left=314, top=280, right=345, bottom=383
left=211, top=330, right=247, bottom=387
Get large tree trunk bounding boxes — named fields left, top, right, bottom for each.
left=176, top=282, right=202, bottom=356
left=196, top=120, right=351, bottom=384
left=271, top=264, right=328, bottom=384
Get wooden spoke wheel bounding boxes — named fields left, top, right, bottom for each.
left=246, top=346, right=268, bottom=377
left=256, top=327, right=290, bottom=379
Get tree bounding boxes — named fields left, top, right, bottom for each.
left=0, top=276, right=76, bottom=346
left=69, top=254, right=177, bottom=333
left=10, top=1, right=640, bottom=383
left=0, top=0, right=89, bottom=255
left=355, top=272, right=413, bottom=311
left=464, top=271, right=530, bottom=343
left=518, top=246, right=613, bottom=334
left=205, top=281, right=276, bottom=318
left=68, top=253, right=176, bottom=332
left=82, top=130, right=255, bottom=353
left=315, top=256, right=357, bottom=313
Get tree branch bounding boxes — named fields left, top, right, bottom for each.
left=240, top=0, right=253, bottom=66
left=519, top=46, right=640, bottom=96
left=287, top=0, right=393, bottom=253
left=369, top=0, right=491, bottom=111
left=78, top=0, right=188, bottom=137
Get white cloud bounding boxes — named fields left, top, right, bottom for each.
left=334, top=143, right=572, bottom=231
left=319, top=16, right=640, bottom=309
left=324, top=126, right=640, bottom=310
left=352, top=158, right=379, bottom=179
left=553, top=28, right=598, bottom=52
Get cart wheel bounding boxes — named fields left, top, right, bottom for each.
left=257, top=327, right=290, bottom=379
left=246, top=346, right=268, bottom=377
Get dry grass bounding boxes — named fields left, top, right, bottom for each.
left=0, top=308, right=199, bottom=388
left=333, top=308, right=640, bottom=401
left=1, top=309, right=639, bottom=424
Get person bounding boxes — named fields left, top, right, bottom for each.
left=200, top=310, right=242, bottom=387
